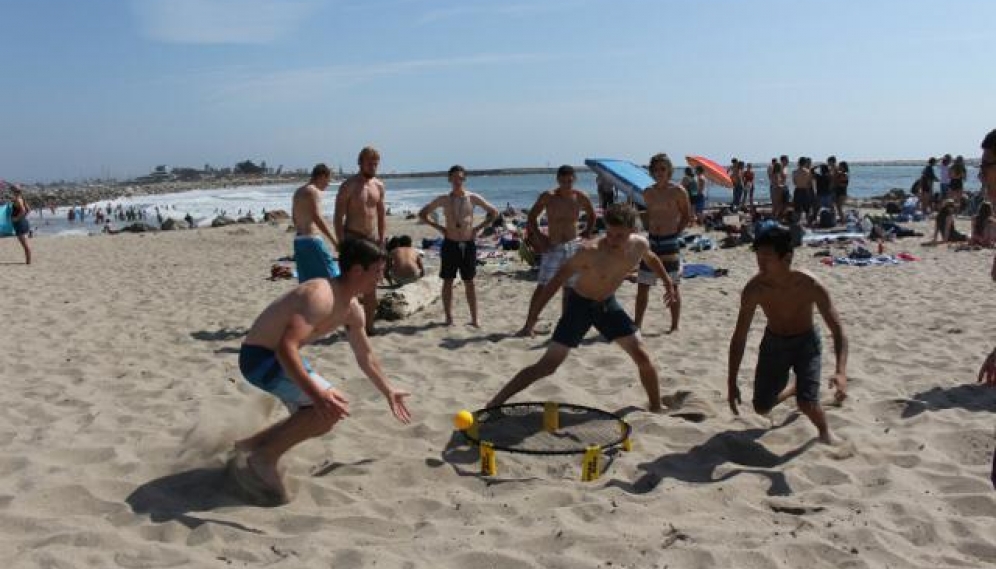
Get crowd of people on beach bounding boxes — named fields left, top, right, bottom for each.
left=3, top=135, right=996, bottom=502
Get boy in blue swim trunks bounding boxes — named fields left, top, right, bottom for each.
left=236, top=238, right=412, bottom=501
left=292, top=164, right=340, bottom=282
left=488, top=204, right=676, bottom=412
left=727, top=225, right=848, bottom=444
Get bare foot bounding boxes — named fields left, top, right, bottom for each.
left=444, top=318, right=454, bottom=326
left=247, top=453, right=288, bottom=502
left=468, top=321, right=480, bottom=328
left=818, top=430, right=833, bottom=445
left=666, top=326, right=678, bottom=335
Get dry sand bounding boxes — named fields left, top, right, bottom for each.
left=0, top=215, right=994, bottom=568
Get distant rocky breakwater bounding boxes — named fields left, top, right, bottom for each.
left=13, top=175, right=307, bottom=209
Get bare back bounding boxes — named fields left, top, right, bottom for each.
left=244, top=279, right=359, bottom=349
left=567, top=235, right=650, bottom=300
left=643, top=182, right=691, bottom=235
left=793, top=168, right=813, bottom=189
left=292, top=184, right=327, bottom=236
left=335, top=175, right=385, bottom=240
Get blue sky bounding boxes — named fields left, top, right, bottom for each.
left=1, top=0, right=994, bottom=182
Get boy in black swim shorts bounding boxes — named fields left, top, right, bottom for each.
left=726, top=225, right=848, bottom=444
left=488, top=204, right=676, bottom=412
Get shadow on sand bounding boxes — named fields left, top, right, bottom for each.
left=125, top=463, right=275, bottom=533
left=607, top=426, right=816, bottom=497
left=901, top=383, right=996, bottom=418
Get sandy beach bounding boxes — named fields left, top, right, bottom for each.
left=1, top=214, right=994, bottom=569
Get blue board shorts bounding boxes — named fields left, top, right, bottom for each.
left=551, top=289, right=638, bottom=348
left=294, top=235, right=340, bottom=283
left=13, top=217, right=30, bottom=236
left=239, top=344, right=333, bottom=413
left=637, top=233, right=681, bottom=286
left=753, top=328, right=821, bottom=412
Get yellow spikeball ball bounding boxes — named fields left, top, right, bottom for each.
left=453, top=409, right=474, bottom=430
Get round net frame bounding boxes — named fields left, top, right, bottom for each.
left=461, top=402, right=632, bottom=455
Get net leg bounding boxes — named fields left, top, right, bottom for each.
left=480, top=441, right=497, bottom=476
left=581, top=444, right=602, bottom=482
left=543, top=401, right=559, bottom=432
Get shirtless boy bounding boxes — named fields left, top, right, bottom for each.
left=792, top=158, right=815, bottom=225
left=334, top=147, right=387, bottom=335
left=727, top=225, right=848, bottom=444
left=517, top=165, right=596, bottom=336
left=418, top=165, right=498, bottom=326
left=235, top=238, right=411, bottom=501
left=489, top=204, right=675, bottom=412
left=385, top=235, right=423, bottom=286
left=292, top=164, right=339, bottom=282
left=635, top=154, right=691, bottom=332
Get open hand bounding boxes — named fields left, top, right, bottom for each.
left=388, top=389, right=413, bottom=423
left=316, top=387, right=351, bottom=422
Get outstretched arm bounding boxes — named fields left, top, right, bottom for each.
left=345, top=303, right=412, bottom=423
left=815, top=282, right=848, bottom=401
left=727, top=287, right=758, bottom=415
left=276, top=311, right=350, bottom=422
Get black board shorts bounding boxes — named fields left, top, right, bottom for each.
left=753, top=328, right=821, bottom=411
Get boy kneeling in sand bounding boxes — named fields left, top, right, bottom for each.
left=727, top=225, right=847, bottom=444
left=235, top=238, right=412, bottom=501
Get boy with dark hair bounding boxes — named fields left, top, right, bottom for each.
left=419, top=165, right=498, bottom=326
left=292, top=163, right=339, bottom=282
left=385, top=234, right=424, bottom=286
left=235, top=237, right=412, bottom=502
left=488, top=204, right=676, bottom=412
left=727, top=225, right=848, bottom=443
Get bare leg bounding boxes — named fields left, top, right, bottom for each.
left=797, top=400, right=832, bottom=444
left=465, top=279, right=479, bottom=327
left=16, top=235, right=31, bottom=265
left=615, top=334, right=662, bottom=412
left=487, top=344, right=569, bottom=407
left=442, top=278, right=455, bottom=325
left=634, top=284, right=650, bottom=329
left=243, top=406, right=339, bottom=498
left=668, top=284, right=680, bottom=333
left=516, top=286, right=544, bottom=336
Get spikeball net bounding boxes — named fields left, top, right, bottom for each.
left=459, top=402, right=632, bottom=481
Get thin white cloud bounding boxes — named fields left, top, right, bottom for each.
left=199, top=52, right=556, bottom=104
left=416, top=1, right=592, bottom=26
left=132, top=0, right=322, bottom=45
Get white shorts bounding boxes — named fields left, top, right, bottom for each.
left=537, top=239, right=581, bottom=285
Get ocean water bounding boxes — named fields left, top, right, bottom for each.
left=28, top=164, right=983, bottom=237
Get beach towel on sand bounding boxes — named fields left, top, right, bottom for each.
left=681, top=264, right=729, bottom=278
